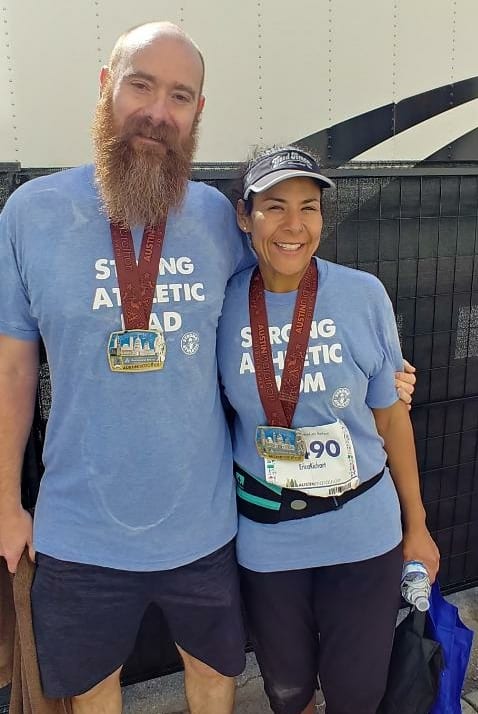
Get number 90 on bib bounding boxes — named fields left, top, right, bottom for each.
left=263, top=420, right=360, bottom=497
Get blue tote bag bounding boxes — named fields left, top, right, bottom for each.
left=427, top=582, right=474, bottom=714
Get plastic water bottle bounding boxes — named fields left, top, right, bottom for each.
left=401, top=560, right=431, bottom=611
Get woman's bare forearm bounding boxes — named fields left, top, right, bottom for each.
left=373, top=400, right=440, bottom=579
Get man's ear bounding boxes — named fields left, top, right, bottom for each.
left=236, top=199, right=251, bottom=234
left=99, top=66, right=110, bottom=95
left=197, top=94, right=206, bottom=118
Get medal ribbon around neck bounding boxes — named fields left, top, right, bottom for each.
left=110, top=222, right=166, bottom=330
left=249, top=259, right=318, bottom=428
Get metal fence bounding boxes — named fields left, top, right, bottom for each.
left=1, top=162, right=477, bottom=682
left=314, top=167, right=478, bottom=593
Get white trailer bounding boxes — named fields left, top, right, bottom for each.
left=0, top=0, right=477, bottom=167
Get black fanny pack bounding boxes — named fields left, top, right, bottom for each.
left=235, top=462, right=385, bottom=524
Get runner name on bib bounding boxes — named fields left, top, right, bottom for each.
left=264, top=419, right=360, bottom=497
left=249, top=260, right=317, bottom=461
left=108, top=222, right=167, bottom=373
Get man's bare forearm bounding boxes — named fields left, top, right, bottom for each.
left=0, top=339, right=39, bottom=516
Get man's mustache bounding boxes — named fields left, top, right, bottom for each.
left=119, top=118, right=180, bottom=148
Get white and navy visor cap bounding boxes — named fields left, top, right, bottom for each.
left=243, top=149, right=335, bottom=200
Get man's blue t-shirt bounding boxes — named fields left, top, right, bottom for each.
left=0, top=165, right=253, bottom=571
left=217, top=259, right=404, bottom=572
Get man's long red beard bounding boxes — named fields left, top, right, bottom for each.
left=92, top=86, right=198, bottom=227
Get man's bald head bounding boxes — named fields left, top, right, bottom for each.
left=109, top=22, right=205, bottom=95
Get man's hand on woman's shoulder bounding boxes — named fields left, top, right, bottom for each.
left=395, top=359, right=416, bottom=410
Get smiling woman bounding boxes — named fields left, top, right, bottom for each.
left=217, top=145, right=439, bottom=714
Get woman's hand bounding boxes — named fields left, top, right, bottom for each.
left=402, top=525, right=440, bottom=583
left=395, top=359, right=416, bottom=410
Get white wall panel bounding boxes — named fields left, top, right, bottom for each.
left=258, top=1, right=329, bottom=149
left=0, top=0, right=476, bottom=166
left=6, top=0, right=99, bottom=167
left=181, top=0, right=262, bottom=162
left=329, top=0, right=396, bottom=123
left=0, top=5, right=18, bottom=163
left=395, top=0, right=454, bottom=103
left=453, top=0, right=478, bottom=83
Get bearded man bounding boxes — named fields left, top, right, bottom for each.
left=0, top=19, right=418, bottom=714
left=0, top=22, right=252, bottom=714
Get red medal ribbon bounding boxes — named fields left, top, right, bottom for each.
left=110, top=223, right=166, bottom=330
left=249, top=260, right=318, bottom=427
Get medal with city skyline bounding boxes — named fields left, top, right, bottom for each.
left=107, top=329, right=166, bottom=372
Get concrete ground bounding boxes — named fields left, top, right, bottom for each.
left=448, top=588, right=478, bottom=712
left=122, top=587, right=478, bottom=714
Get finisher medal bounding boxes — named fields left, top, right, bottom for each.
left=249, top=261, right=318, bottom=463
left=255, top=425, right=306, bottom=461
left=108, top=328, right=166, bottom=372
left=108, top=222, right=166, bottom=373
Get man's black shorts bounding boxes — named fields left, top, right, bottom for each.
left=31, top=540, right=246, bottom=697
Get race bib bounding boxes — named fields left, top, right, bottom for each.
left=264, top=420, right=359, bottom=497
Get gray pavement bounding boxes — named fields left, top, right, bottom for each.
left=449, top=588, right=478, bottom=712
left=448, top=589, right=478, bottom=697
left=122, top=588, right=478, bottom=713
